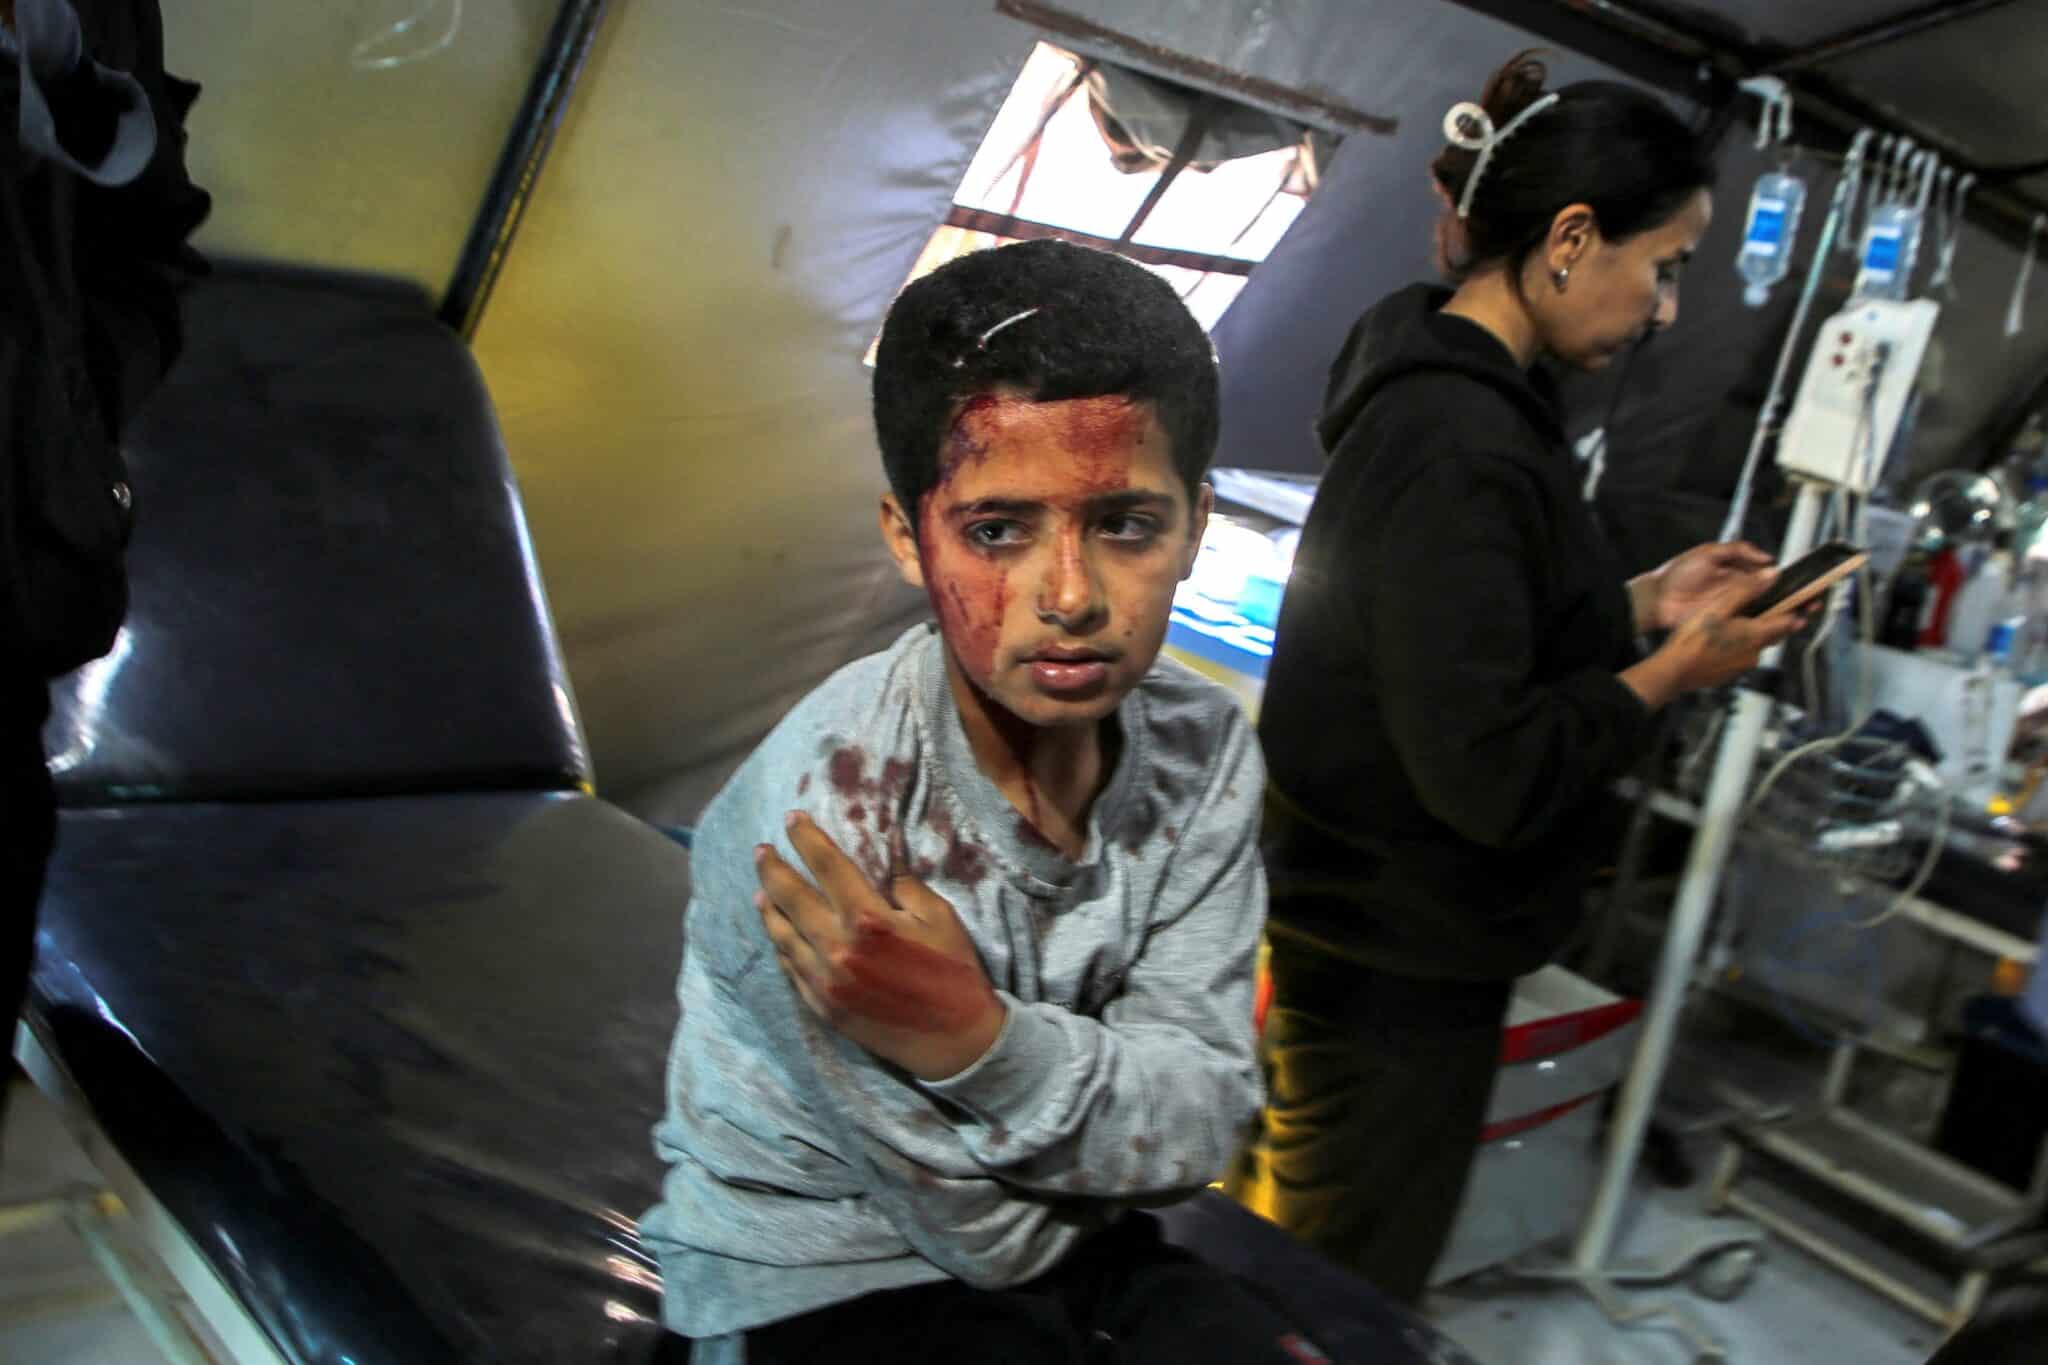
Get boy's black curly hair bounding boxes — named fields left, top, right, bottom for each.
left=872, top=239, right=1220, bottom=525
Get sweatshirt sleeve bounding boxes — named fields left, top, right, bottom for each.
left=920, top=708, right=1266, bottom=1201
left=1364, top=453, right=1651, bottom=852
left=691, top=763, right=1110, bottom=1292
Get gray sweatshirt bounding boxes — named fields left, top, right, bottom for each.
left=640, top=624, right=1266, bottom=1360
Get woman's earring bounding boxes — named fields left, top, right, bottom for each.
left=1553, top=266, right=1571, bottom=293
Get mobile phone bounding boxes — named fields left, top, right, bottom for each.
left=1739, top=541, right=1870, bottom=619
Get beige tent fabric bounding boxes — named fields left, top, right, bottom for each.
left=154, top=0, right=2048, bottom=823
left=171, top=0, right=557, bottom=290
left=469, top=2, right=1028, bottom=818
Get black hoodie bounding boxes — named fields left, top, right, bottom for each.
left=1259, top=284, right=1652, bottom=982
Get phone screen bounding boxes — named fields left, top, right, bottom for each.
left=1739, top=542, right=1867, bottom=619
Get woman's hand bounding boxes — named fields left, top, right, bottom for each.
left=1630, top=541, right=1777, bottom=634
left=1622, top=576, right=1807, bottom=710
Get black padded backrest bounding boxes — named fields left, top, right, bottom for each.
left=45, top=266, right=591, bottom=803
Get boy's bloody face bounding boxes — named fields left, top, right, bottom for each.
left=885, top=391, right=1208, bottom=731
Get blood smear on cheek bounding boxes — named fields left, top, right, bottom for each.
left=919, top=491, right=1006, bottom=684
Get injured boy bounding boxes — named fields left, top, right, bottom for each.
left=641, top=240, right=1310, bottom=1363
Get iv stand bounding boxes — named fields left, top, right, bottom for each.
left=1723, top=130, right=1876, bottom=542
left=1508, top=132, right=1877, bottom=1364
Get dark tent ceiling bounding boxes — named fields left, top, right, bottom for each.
left=1444, top=1, right=2048, bottom=242
left=1212, top=0, right=2048, bottom=574
left=1681, top=0, right=1993, bottom=49
left=160, top=0, right=2048, bottom=813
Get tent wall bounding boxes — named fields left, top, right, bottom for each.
left=462, top=0, right=1639, bottom=817
left=151, top=2, right=2048, bottom=819
left=1214, top=49, right=2048, bottom=564
left=1583, top=136, right=2048, bottom=503
left=1206, top=21, right=1628, bottom=477
left=167, top=0, right=558, bottom=291
left=470, top=1, right=1035, bottom=817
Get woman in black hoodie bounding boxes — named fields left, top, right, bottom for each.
left=1224, top=51, right=1805, bottom=1303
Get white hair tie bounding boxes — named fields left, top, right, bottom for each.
left=1444, top=93, right=1561, bottom=220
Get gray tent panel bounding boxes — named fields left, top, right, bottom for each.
left=148, top=0, right=2048, bottom=812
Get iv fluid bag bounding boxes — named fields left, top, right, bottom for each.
left=1737, top=171, right=1806, bottom=308
left=1856, top=202, right=1922, bottom=301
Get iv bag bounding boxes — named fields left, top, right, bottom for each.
left=1856, top=201, right=1921, bottom=301
left=1736, top=170, right=1806, bottom=307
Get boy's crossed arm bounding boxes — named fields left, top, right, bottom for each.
left=754, top=810, right=1007, bottom=1084
left=754, top=734, right=1266, bottom=1215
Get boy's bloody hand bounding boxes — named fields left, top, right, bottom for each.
left=756, top=811, right=1006, bottom=1082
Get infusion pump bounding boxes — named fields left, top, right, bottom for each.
left=1777, top=297, right=1941, bottom=492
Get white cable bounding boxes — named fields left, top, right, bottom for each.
left=1801, top=487, right=1853, bottom=718
left=1802, top=561, right=1843, bottom=718
left=1743, top=733, right=1851, bottom=821
left=1854, top=784, right=1952, bottom=929
left=2008, top=214, right=2044, bottom=339
left=1888, top=137, right=1917, bottom=203
left=1745, top=381, right=1886, bottom=834
left=1854, top=517, right=1878, bottom=724
left=1853, top=135, right=1893, bottom=257
left=1838, top=134, right=1875, bottom=259
left=1932, top=172, right=1975, bottom=297
left=1738, top=77, right=1793, bottom=153
left=1902, top=151, right=1941, bottom=291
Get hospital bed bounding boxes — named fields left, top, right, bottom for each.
left=16, top=265, right=1478, bottom=1365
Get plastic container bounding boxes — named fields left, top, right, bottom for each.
left=1946, top=550, right=2012, bottom=665
left=1855, top=202, right=1922, bottom=301
left=1918, top=546, right=1966, bottom=649
left=1736, top=171, right=1806, bottom=307
left=1433, top=967, right=1643, bottom=1286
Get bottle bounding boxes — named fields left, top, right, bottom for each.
left=1855, top=200, right=1922, bottom=301
left=1736, top=170, right=1807, bottom=308
left=2016, top=556, right=2048, bottom=684
left=1987, top=619, right=2020, bottom=671
left=2014, top=466, right=2048, bottom=563
left=1948, top=547, right=2013, bottom=665
left=1918, top=546, right=1966, bottom=649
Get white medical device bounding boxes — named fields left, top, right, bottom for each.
left=1777, top=297, right=1941, bottom=491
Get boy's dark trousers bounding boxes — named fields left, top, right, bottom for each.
left=654, top=1214, right=1325, bottom=1364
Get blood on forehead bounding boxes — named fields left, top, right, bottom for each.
left=940, top=393, right=1151, bottom=484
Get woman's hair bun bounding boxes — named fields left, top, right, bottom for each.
left=1431, top=50, right=1551, bottom=222
left=1481, top=49, right=1551, bottom=126
left=1426, top=46, right=1713, bottom=283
